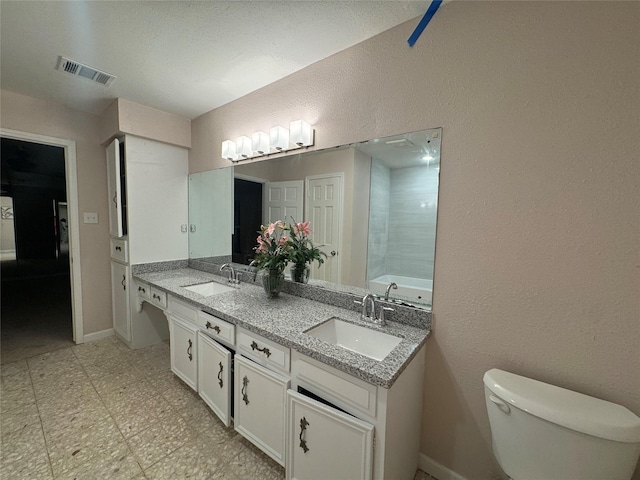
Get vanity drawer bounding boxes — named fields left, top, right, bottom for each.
left=197, top=311, right=235, bottom=348
left=149, top=288, right=168, bottom=310
left=292, top=352, right=377, bottom=418
left=237, top=327, right=290, bottom=374
left=135, top=281, right=151, bottom=300
left=110, top=238, right=128, bottom=263
left=168, top=296, right=197, bottom=323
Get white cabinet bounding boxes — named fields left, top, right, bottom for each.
left=107, top=135, right=187, bottom=349
left=286, top=389, right=374, bottom=480
left=235, top=354, right=290, bottom=466
left=198, top=331, right=233, bottom=427
left=123, top=135, right=189, bottom=264
left=110, top=261, right=130, bottom=342
left=169, top=316, right=198, bottom=390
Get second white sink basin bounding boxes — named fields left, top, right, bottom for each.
left=184, top=281, right=235, bottom=296
left=306, top=317, right=402, bottom=361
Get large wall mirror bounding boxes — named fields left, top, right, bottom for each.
left=188, top=128, right=442, bottom=310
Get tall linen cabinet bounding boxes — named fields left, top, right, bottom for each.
left=107, top=135, right=189, bottom=348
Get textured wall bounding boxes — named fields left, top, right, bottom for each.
left=0, top=89, right=112, bottom=337
left=191, top=2, right=640, bottom=478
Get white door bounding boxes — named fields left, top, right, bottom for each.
left=263, top=180, right=304, bottom=225
left=111, top=261, right=130, bottom=342
left=286, top=389, right=374, bottom=480
left=169, top=316, right=198, bottom=391
left=106, top=138, right=124, bottom=237
left=198, top=331, right=233, bottom=427
left=234, top=355, right=290, bottom=466
left=305, top=174, right=342, bottom=283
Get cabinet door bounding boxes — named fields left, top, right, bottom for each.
left=198, top=331, right=232, bottom=427
left=234, top=355, right=290, bottom=466
left=124, top=136, right=188, bottom=263
left=106, top=138, right=124, bottom=238
left=111, top=261, right=130, bottom=342
left=169, top=316, right=198, bottom=391
left=286, top=390, right=374, bottom=480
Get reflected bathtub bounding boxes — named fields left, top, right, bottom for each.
left=369, top=274, right=432, bottom=306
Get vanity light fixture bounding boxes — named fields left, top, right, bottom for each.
left=221, top=120, right=315, bottom=161
left=221, top=140, right=238, bottom=162
left=251, top=131, right=269, bottom=156
left=236, top=135, right=252, bottom=159
left=270, top=126, right=289, bottom=152
left=290, top=120, right=314, bottom=147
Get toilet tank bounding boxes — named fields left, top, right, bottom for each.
left=484, top=369, right=640, bottom=480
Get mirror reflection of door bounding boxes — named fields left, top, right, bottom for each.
left=262, top=180, right=304, bottom=225
left=306, top=174, right=342, bottom=283
left=233, top=178, right=262, bottom=265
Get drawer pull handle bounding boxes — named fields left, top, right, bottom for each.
left=153, top=293, right=161, bottom=300
left=205, top=321, right=221, bottom=334
left=299, top=417, right=310, bottom=453
left=217, top=362, right=224, bottom=388
left=187, top=339, right=193, bottom=361
left=250, top=341, right=271, bottom=358
left=115, top=246, right=122, bottom=251
left=241, top=376, right=249, bottom=405
left=121, top=275, right=126, bottom=291
left=138, top=286, right=146, bottom=293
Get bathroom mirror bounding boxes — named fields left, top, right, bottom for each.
left=188, top=127, right=441, bottom=309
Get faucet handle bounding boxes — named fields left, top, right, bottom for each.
left=378, top=306, right=395, bottom=325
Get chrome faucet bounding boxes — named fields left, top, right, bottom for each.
left=220, top=263, right=238, bottom=284
left=354, top=293, right=393, bottom=326
left=384, top=282, right=398, bottom=301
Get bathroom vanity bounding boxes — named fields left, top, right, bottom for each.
left=133, top=267, right=429, bottom=480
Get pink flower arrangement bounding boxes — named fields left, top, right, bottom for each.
left=251, top=221, right=291, bottom=272
left=251, top=219, right=325, bottom=275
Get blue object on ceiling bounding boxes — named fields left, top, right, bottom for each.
left=407, top=0, right=442, bottom=47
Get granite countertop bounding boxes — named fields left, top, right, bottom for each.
left=134, top=268, right=430, bottom=389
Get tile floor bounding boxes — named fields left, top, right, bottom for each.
left=1, top=336, right=436, bottom=479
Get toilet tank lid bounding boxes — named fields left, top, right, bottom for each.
left=484, top=369, right=640, bottom=443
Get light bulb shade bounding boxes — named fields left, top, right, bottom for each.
left=290, top=120, right=314, bottom=147
left=269, top=126, right=289, bottom=152
left=251, top=131, right=269, bottom=156
left=221, top=140, right=237, bottom=161
left=236, top=135, right=252, bottom=159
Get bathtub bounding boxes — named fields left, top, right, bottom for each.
left=369, top=274, right=432, bottom=306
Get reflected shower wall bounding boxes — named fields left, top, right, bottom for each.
left=367, top=159, right=439, bottom=304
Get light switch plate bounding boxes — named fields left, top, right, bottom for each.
left=83, top=212, right=98, bottom=224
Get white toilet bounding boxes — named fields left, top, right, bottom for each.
left=484, top=368, right=640, bottom=480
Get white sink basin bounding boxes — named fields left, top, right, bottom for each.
left=306, top=317, right=402, bottom=361
left=184, top=281, right=235, bottom=296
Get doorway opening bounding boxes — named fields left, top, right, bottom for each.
left=233, top=177, right=262, bottom=265
left=0, top=132, right=82, bottom=363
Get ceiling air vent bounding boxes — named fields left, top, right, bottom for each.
left=55, top=56, right=116, bottom=87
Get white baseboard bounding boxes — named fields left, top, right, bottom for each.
left=419, top=453, right=467, bottom=480
left=81, top=328, right=114, bottom=343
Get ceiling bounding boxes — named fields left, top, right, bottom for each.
left=0, top=1, right=428, bottom=120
